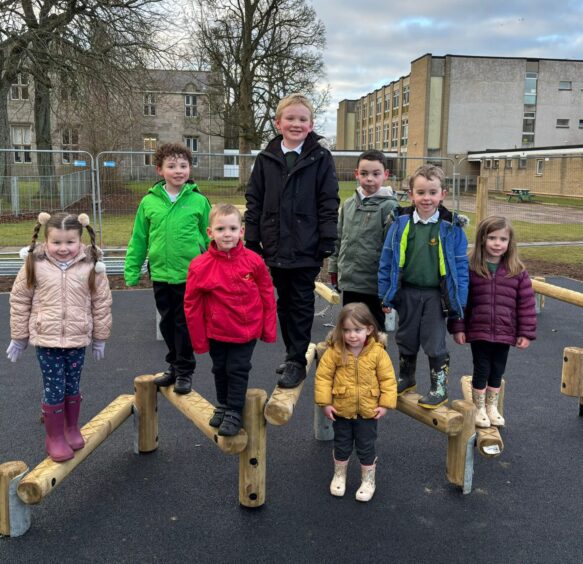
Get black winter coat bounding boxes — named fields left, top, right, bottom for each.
left=244, top=132, right=340, bottom=268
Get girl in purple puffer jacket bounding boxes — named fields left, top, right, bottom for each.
left=449, top=216, right=536, bottom=428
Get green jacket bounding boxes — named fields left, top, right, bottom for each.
left=124, top=180, right=211, bottom=285
left=328, top=187, right=398, bottom=294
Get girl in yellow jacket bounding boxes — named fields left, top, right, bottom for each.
left=315, top=302, right=397, bottom=502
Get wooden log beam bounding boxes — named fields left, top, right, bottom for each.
left=158, top=385, right=247, bottom=454
left=264, top=343, right=317, bottom=426
left=0, top=461, right=29, bottom=536
left=446, top=400, right=477, bottom=493
left=530, top=279, right=583, bottom=308
left=396, top=392, right=464, bottom=436
left=561, top=347, right=583, bottom=397
left=239, top=389, right=267, bottom=508
left=315, top=281, right=340, bottom=305
left=17, top=394, right=134, bottom=505
left=134, top=374, right=158, bottom=453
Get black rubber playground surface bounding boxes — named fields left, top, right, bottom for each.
left=1, top=278, right=582, bottom=563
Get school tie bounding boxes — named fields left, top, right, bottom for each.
left=285, top=151, right=298, bottom=170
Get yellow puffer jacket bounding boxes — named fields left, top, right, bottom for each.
left=314, top=338, right=397, bottom=419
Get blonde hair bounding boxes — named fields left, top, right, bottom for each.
left=470, top=215, right=525, bottom=277
left=209, top=203, right=242, bottom=227
left=408, top=164, right=446, bottom=191
left=329, top=303, right=379, bottom=364
left=275, top=93, right=314, bottom=122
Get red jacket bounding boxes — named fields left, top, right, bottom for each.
left=184, top=240, right=277, bottom=354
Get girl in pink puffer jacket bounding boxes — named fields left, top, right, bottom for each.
left=7, top=212, right=112, bottom=462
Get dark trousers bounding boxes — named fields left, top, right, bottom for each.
left=36, top=347, right=85, bottom=405
left=333, top=416, right=378, bottom=465
left=209, top=339, right=257, bottom=412
left=153, top=282, right=195, bottom=378
left=270, top=266, right=320, bottom=366
left=343, top=290, right=385, bottom=331
left=471, top=341, right=510, bottom=390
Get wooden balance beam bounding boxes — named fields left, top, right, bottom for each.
left=17, top=394, right=134, bottom=505
left=263, top=343, right=317, bottom=425
left=460, top=376, right=505, bottom=458
left=315, top=281, right=340, bottom=305
left=561, top=347, right=583, bottom=417
left=530, top=279, right=583, bottom=308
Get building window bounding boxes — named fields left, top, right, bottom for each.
left=183, top=136, right=199, bottom=166
left=505, top=159, right=513, bottom=169
left=369, top=100, right=374, bottom=119
left=375, top=125, right=381, bottom=146
left=524, top=72, right=538, bottom=105
left=484, top=159, right=491, bottom=169
left=493, top=159, right=499, bottom=169
left=144, top=136, right=157, bottom=165
left=368, top=127, right=373, bottom=149
left=518, top=158, right=527, bottom=169
left=536, top=159, right=544, bottom=175
left=11, top=125, right=32, bottom=163
left=579, top=119, right=583, bottom=129
left=62, top=128, right=80, bottom=164
left=383, top=123, right=389, bottom=149
left=400, top=118, right=408, bottom=147
left=391, top=121, right=398, bottom=149
left=392, top=90, right=400, bottom=110
left=376, top=97, right=382, bottom=116
left=556, top=119, right=570, bottom=128
left=402, top=85, right=410, bottom=107
left=384, top=93, right=390, bottom=114
left=522, top=133, right=535, bottom=147
left=361, top=130, right=365, bottom=148
left=11, top=74, right=29, bottom=100
left=559, top=81, right=572, bottom=90
left=144, top=93, right=156, bottom=116
left=185, top=95, right=197, bottom=117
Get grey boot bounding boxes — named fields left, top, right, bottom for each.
left=355, top=458, right=377, bottom=502
left=397, top=354, right=417, bottom=395
left=418, top=356, right=449, bottom=409
left=330, top=458, right=348, bottom=497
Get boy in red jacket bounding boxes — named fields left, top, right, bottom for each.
left=184, top=203, right=277, bottom=436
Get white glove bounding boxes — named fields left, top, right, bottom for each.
left=6, top=339, right=28, bottom=363
left=92, top=340, right=106, bottom=361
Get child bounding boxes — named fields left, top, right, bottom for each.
left=328, top=149, right=399, bottom=330
left=378, top=164, right=469, bottom=409
left=6, top=212, right=112, bottom=462
left=184, top=204, right=277, bottom=436
left=125, top=142, right=211, bottom=395
left=449, top=216, right=536, bottom=427
left=315, top=303, right=396, bottom=502
left=245, top=93, right=340, bottom=388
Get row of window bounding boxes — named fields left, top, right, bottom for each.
left=557, top=118, right=583, bottom=128
left=483, top=158, right=546, bottom=175
left=143, top=136, right=199, bottom=166
left=359, top=85, right=410, bottom=119
left=144, top=93, right=198, bottom=117
left=359, top=119, right=409, bottom=150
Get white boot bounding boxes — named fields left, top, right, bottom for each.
left=355, top=459, right=377, bottom=502
left=486, top=387, right=505, bottom=426
left=472, top=388, right=490, bottom=428
left=330, top=458, right=348, bottom=497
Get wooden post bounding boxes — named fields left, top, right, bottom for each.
left=264, top=344, right=317, bottom=425
left=561, top=347, right=583, bottom=397
left=396, top=392, right=464, bottom=436
left=17, top=395, right=134, bottom=505
left=134, top=374, right=158, bottom=453
left=446, top=399, right=476, bottom=494
left=313, top=340, right=334, bottom=441
left=314, top=282, right=340, bottom=304
left=460, top=376, right=504, bottom=458
left=475, top=176, right=489, bottom=226
left=0, top=461, right=30, bottom=537
left=158, top=385, right=247, bottom=454
left=532, top=276, right=546, bottom=314
left=239, top=389, right=267, bottom=508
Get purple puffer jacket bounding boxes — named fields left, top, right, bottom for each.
left=448, top=264, right=537, bottom=345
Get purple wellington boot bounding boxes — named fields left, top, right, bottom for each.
left=42, top=403, right=74, bottom=462
left=64, top=394, right=85, bottom=450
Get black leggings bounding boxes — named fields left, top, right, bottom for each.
left=470, top=341, right=510, bottom=389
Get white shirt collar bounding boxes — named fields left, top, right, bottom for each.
left=413, top=209, right=439, bottom=224
left=281, top=141, right=303, bottom=154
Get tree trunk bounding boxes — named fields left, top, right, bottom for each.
left=0, top=80, right=11, bottom=199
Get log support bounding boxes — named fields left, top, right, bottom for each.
left=0, top=461, right=30, bottom=537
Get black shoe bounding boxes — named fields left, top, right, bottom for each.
left=218, top=410, right=242, bottom=436
left=397, top=354, right=417, bottom=395
left=275, top=362, right=287, bottom=375
left=418, top=356, right=449, bottom=409
left=154, top=367, right=176, bottom=387
left=277, top=361, right=307, bottom=389
left=209, top=405, right=227, bottom=428
left=173, top=374, right=192, bottom=395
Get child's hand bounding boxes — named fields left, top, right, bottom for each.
left=382, top=305, right=392, bottom=314
left=322, top=405, right=337, bottom=421
left=373, top=406, right=387, bottom=419
left=329, top=272, right=339, bottom=291
left=453, top=332, right=466, bottom=345
left=516, top=337, right=531, bottom=349
left=92, top=340, right=106, bottom=361
left=6, top=339, right=28, bottom=363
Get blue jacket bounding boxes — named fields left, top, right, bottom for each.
left=378, top=205, right=469, bottom=319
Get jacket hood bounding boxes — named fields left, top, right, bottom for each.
left=27, top=243, right=103, bottom=263
left=356, top=186, right=396, bottom=201
left=148, top=179, right=201, bottom=195
left=399, top=204, right=469, bottom=227
left=264, top=131, right=328, bottom=157
left=208, top=239, right=244, bottom=258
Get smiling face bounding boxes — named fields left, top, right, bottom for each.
left=484, top=227, right=510, bottom=264
left=156, top=155, right=191, bottom=194
left=342, top=317, right=373, bottom=356
left=355, top=159, right=389, bottom=197
left=274, top=103, right=314, bottom=149
left=409, top=175, right=446, bottom=220
left=46, top=228, right=82, bottom=262
left=208, top=212, right=244, bottom=253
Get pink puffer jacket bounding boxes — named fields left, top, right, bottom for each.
left=9, top=244, right=112, bottom=348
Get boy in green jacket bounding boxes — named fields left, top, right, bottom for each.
left=124, top=143, right=211, bottom=394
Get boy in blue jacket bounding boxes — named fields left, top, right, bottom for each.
left=378, top=165, right=468, bottom=408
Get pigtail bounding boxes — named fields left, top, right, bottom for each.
left=78, top=213, right=102, bottom=293
left=25, top=212, right=51, bottom=288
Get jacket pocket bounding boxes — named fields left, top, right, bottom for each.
left=293, top=213, right=318, bottom=257
left=332, top=386, right=348, bottom=398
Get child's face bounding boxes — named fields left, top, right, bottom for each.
left=156, top=155, right=191, bottom=193
left=355, top=159, right=388, bottom=197
left=484, top=227, right=510, bottom=264
left=46, top=228, right=82, bottom=262
left=409, top=176, right=446, bottom=220
left=207, top=213, right=244, bottom=253
left=342, top=318, right=373, bottom=354
left=275, top=103, right=313, bottom=149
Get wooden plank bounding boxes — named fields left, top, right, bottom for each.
left=17, top=395, right=134, bottom=505
left=530, top=279, right=583, bottom=308
left=0, top=461, right=29, bottom=535
left=315, top=282, right=340, bottom=305
left=159, top=385, right=248, bottom=454
left=396, top=392, right=464, bottom=436
left=561, top=347, right=583, bottom=397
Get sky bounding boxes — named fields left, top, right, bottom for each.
left=313, top=0, right=583, bottom=138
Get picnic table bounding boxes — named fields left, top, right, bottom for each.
left=508, top=188, right=534, bottom=202
left=395, top=190, right=409, bottom=201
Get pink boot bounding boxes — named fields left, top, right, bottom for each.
left=64, top=394, right=85, bottom=450
left=42, top=403, right=74, bottom=462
